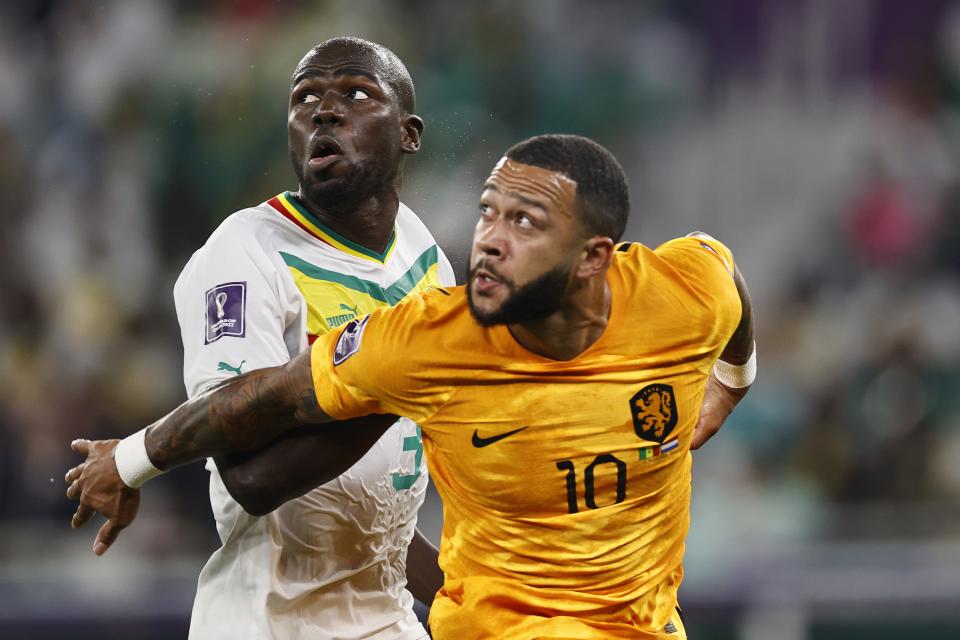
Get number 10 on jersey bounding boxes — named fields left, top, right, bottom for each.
left=555, top=454, right=628, bottom=514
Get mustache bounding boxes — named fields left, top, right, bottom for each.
left=468, top=261, right=512, bottom=287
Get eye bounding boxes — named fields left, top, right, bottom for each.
left=515, top=212, right=535, bottom=228
left=300, top=92, right=320, bottom=104
left=479, top=203, right=494, bottom=218
left=348, top=88, right=370, bottom=100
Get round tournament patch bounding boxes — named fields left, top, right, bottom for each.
left=333, top=315, right=370, bottom=366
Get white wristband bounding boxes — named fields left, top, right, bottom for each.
left=713, top=343, right=757, bottom=388
left=114, top=428, right=163, bottom=488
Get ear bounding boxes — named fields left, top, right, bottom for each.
left=400, top=114, right=424, bottom=154
left=575, top=236, right=615, bottom=280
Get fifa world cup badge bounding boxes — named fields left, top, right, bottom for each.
left=205, top=282, right=247, bottom=344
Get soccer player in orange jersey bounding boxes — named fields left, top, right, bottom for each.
left=67, top=134, right=755, bottom=639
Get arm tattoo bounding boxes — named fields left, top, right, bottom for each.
left=144, top=348, right=330, bottom=470
left=289, top=349, right=326, bottom=422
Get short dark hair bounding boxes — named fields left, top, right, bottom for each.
left=505, top=134, right=630, bottom=241
left=296, top=37, right=416, bottom=114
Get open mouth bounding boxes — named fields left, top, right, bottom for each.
left=472, top=267, right=503, bottom=294
left=308, top=136, right=344, bottom=169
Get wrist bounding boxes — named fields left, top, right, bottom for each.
left=114, top=428, right=163, bottom=488
left=713, top=342, right=756, bottom=388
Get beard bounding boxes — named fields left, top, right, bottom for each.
left=290, top=150, right=395, bottom=216
left=467, top=262, right=572, bottom=327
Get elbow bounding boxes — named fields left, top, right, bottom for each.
left=237, top=495, right=277, bottom=518
left=219, top=470, right=280, bottom=516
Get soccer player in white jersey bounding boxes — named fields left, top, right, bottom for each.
left=155, top=38, right=451, bottom=639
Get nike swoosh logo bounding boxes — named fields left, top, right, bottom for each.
left=471, top=427, right=528, bottom=448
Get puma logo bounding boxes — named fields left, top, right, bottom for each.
left=217, top=360, right=246, bottom=376
left=326, top=303, right=362, bottom=329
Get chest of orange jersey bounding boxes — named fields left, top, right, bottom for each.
left=421, top=364, right=707, bottom=517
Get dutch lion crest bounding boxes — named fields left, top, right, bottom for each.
left=630, top=383, right=678, bottom=443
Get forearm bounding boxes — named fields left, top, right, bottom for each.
left=216, top=414, right=397, bottom=515
left=405, top=527, right=443, bottom=606
left=145, top=350, right=328, bottom=471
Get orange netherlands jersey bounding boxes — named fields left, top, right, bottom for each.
left=311, top=236, right=742, bottom=639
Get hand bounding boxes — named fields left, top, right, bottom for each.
left=65, top=438, right=141, bottom=555
left=691, top=374, right=749, bottom=450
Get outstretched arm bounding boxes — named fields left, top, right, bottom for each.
left=146, top=346, right=328, bottom=470
left=214, top=414, right=396, bottom=516
left=65, top=347, right=335, bottom=553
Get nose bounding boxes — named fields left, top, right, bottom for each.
left=474, top=218, right=505, bottom=260
left=312, top=91, right=343, bottom=126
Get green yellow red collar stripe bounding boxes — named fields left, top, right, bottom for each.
left=267, top=192, right=397, bottom=264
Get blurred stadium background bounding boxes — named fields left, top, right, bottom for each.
left=1, top=0, right=959, bottom=638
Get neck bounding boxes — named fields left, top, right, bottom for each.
left=293, top=187, right=400, bottom=254
left=507, top=277, right=611, bottom=361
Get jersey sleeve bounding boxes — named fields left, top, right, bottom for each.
left=654, top=234, right=742, bottom=350
left=655, top=234, right=735, bottom=279
left=310, top=291, right=445, bottom=424
left=174, top=216, right=297, bottom=399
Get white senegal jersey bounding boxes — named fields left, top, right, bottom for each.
left=173, top=191, right=455, bottom=639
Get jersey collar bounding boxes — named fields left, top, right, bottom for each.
left=267, top=192, right=398, bottom=264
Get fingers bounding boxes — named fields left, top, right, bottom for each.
left=67, top=438, right=136, bottom=551
left=690, top=431, right=703, bottom=450
left=64, top=463, right=85, bottom=485
left=71, top=439, right=91, bottom=454
left=72, top=503, right=96, bottom=529
left=689, top=375, right=739, bottom=450
left=690, top=419, right=720, bottom=450
left=94, top=518, right=127, bottom=556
